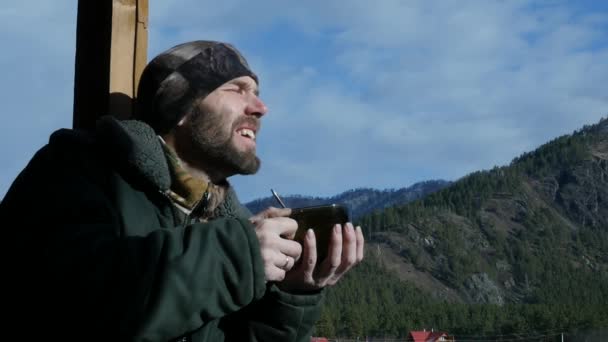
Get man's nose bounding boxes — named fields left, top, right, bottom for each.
left=245, top=94, right=268, bottom=118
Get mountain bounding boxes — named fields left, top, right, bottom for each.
left=245, top=180, right=452, bottom=220
left=315, top=118, right=608, bottom=338
left=360, top=118, right=608, bottom=304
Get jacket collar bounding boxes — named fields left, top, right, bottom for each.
left=94, top=116, right=249, bottom=219
left=95, top=115, right=172, bottom=191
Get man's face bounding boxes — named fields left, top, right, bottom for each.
left=180, top=76, right=268, bottom=177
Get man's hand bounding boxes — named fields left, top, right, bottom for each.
left=249, top=207, right=302, bottom=282
left=279, top=222, right=364, bottom=292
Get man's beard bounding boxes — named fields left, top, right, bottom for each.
left=189, top=107, right=261, bottom=176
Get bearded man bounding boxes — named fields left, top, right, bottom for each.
left=0, top=41, right=364, bottom=341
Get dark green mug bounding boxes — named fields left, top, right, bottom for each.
left=290, top=204, right=350, bottom=263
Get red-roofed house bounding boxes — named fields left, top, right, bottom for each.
left=310, top=338, right=329, bottom=342
left=408, top=330, right=454, bottom=342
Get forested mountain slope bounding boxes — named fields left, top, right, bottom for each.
left=316, top=118, right=608, bottom=338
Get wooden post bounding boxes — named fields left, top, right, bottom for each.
left=73, top=0, right=149, bottom=130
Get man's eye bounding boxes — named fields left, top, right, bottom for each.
left=227, top=87, right=244, bottom=93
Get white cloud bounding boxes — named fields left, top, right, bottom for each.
left=2, top=0, right=607, bottom=202
left=231, top=0, right=608, bottom=200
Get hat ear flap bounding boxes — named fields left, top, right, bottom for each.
left=176, top=112, right=189, bottom=127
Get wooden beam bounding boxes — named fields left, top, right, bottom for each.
left=73, top=1, right=112, bottom=130
left=134, top=0, right=149, bottom=96
left=73, top=0, right=149, bottom=130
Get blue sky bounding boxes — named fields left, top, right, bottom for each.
left=1, top=1, right=607, bottom=203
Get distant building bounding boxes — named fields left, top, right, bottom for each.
left=310, top=337, right=329, bottom=342
left=408, top=330, right=454, bottom=342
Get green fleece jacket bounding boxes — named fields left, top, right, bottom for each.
left=0, top=117, right=322, bottom=341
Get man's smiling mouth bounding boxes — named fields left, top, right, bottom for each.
left=237, top=128, right=256, bottom=141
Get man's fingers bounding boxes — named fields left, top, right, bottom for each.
left=315, top=224, right=343, bottom=283
left=273, top=253, right=295, bottom=270
left=267, top=266, right=287, bottom=282
left=325, top=223, right=359, bottom=285
left=300, top=229, right=317, bottom=279
left=256, top=207, right=292, bottom=219
left=261, top=250, right=288, bottom=282
left=328, top=224, right=343, bottom=271
left=356, top=226, right=364, bottom=262
left=249, top=207, right=292, bottom=224
left=273, top=217, right=298, bottom=237
left=344, top=223, right=358, bottom=265
left=278, top=225, right=365, bottom=291
left=256, top=217, right=297, bottom=237
left=278, top=239, right=303, bottom=260
left=334, top=223, right=358, bottom=274
left=263, top=206, right=292, bottom=218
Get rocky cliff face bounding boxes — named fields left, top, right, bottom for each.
left=550, top=157, right=608, bottom=228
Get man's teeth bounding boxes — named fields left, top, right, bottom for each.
left=238, top=129, right=256, bottom=140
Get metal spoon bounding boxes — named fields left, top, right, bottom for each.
left=270, top=188, right=287, bottom=208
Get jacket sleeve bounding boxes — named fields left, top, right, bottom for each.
left=196, top=186, right=325, bottom=341
left=130, top=217, right=268, bottom=339
left=218, top=284, right=325, bottom=342
left=0, top=142, right=267, bottom=340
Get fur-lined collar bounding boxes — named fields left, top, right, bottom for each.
left=95, top=116, right=171, bottom=191
left=49, top=115, right=252, bottom=220
left=94, top=116, right=252, bottom=219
